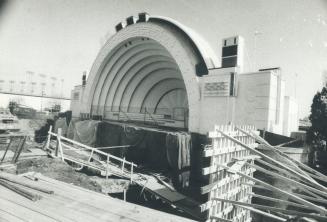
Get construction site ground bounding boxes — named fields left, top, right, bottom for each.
left=0, top=119, right=197, bottom=221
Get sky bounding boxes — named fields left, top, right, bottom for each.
left=0, top=0, right=326, bottom=116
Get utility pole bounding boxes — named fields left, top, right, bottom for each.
left=40, top=86, right=46, bottom=112
left=9, top=80, right=15, bottom=92
left=20, top=81, right=26, bottom=93
left=0, top=80, right=4, bottom=91
left=294, top=73, right=298, bottom=99
left=60, top=78, right=64, bottom=98
left=26, top=71, right=34, bottom=94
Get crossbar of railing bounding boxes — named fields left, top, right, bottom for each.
left=95, top=145, right=131, bottom=150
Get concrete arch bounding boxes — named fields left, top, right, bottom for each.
left=155, top=89, right=187, bottom=113
left=120, top=66, right=180, bottom=111
left=112, top=58, right=175, bottom=109
left=104, top=55, right=176, bottom=112
left=140, top=78, right=185, bottom=110
left=96, top=46, right=170, bottom=108
left=129, top=73, right=182, bottom=111
left=84, top=15, right=218, bottom=131
left=91, top=39, right=159, bottom=109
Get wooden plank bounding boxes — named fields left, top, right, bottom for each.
left=0, top=196, right=66, bottom=222
left=0, top=173, right=195, bottom=222
left=0, top=208, right=27, bottom=222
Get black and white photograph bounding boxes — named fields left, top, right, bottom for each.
left=0, top=0, right=327, bottom=221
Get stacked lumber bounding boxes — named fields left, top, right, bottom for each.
left=0, top=171, right=53, bottom=201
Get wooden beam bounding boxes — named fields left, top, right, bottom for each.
left=237, top=128, right=313, bottom=176
left=216, top=164, right=327, bottom=214
left=218, top=130, right=325, bottom=192
left=245, top=162, right=327, bottom=198
left=209, top=216, right=232, bottom=222
left=244, top=183, right=327, bottom=205
left=255, top=158, right=301, bottom=181
left=0, top=179, right=41, bottom=201
left=237, top=127, right=327, bottom=188
left=236, top=205, right=287, bottom=222
left=249, top=193, right=312, bottom=211
left=95, top=145, right=131, bottom=150
left=212, top=198, right=327, bottom=221
left=255, top=159, right=323, bottom=198
left=0, top=172, right=53, bottom=194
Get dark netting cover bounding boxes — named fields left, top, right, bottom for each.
left=96, top=121, right=192, bottom=190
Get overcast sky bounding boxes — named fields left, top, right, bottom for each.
left=0, top=0, right=326, bottom=116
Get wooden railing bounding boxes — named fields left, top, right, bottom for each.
left=45, top=127, right=137, bottom=183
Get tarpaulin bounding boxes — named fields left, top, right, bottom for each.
left=54, top=117, right=68, bottom=136
left=166, top=132, right=191, bottom=170
left=67, top=120, right=100, bottom=147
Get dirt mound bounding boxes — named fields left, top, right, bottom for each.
left=16, top=157, right=102, bottom=192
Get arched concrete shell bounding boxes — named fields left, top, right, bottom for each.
left=149, top=15, right=220, bottom=69
left=83, top=16, right=218, bottom=132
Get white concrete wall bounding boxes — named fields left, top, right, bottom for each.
left=70, top=85, right=85, bottom=118
left=283, top=96, right=299, bottom=136
left=198, top=69, right=285, bottom=134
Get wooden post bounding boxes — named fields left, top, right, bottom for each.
left=1, top=137, right=12, bottom=162
left=13, top=136, right=27, bottom=163
left=123, top=189, right=126, bottom=202
left=55, top=129, right=61, bottom=157
left=44, top=125, right=52, bottom=150
left=88, top=149, right=94, bottom=163
left=121, top=157, right=125, bottom=173
left=130, top=164, right=133, bottom=183
left=106, top=155, right=109, bottom=181
left=57, top=129, right=64, bottom=161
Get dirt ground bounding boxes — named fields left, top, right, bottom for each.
left=16, top=157, right=103, bottom=192
left=0, top=119, right=129, bottom=194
